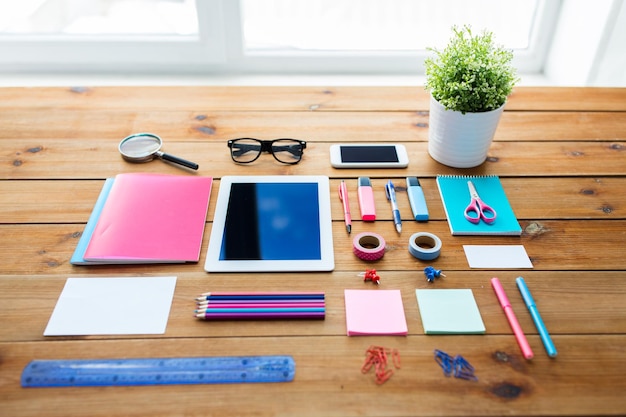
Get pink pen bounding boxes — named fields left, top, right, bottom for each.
left=491, top=277, right=534, bottom=360
left=339, top=180, right=352, bottom=234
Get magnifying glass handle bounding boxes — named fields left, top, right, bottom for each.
left=157, top=151, right=199, bottom=170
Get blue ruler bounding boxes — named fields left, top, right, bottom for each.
left=21, top=355, right=295, bottom=387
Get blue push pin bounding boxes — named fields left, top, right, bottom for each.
left=424, top=266, right=446, bottom=282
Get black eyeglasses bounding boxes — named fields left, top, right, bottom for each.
left=228, top=138, right=307, bottom=164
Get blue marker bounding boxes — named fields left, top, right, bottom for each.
left=406, top=177, right=429, bottom=221
left=516, top=277, right=557, bottom=357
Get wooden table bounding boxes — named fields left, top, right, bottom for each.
left=1, top=86, right=625, bottom=416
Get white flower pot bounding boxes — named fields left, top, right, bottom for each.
left=428, top=94, right=505, bottom=168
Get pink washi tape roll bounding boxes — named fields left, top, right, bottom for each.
left=353, top=232, right=386, bottom=261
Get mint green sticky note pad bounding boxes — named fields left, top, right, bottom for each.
left=415, top=289, right=486, bottom=334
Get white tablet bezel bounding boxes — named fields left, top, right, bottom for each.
left=204, top=175, right=335, bottom=272
left=329, top=143, right=409, bottom=168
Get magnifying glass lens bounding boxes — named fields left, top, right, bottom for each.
left=120, top=135, right=161, bottom=158
left=119, top=133, right=199, bottom=170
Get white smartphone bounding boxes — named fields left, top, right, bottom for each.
left=329, top=144, right=409, bottom=168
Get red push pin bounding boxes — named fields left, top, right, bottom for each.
left=360, top=269, right=381, bottom=285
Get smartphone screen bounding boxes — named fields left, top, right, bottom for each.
left=340, top=145, right=399, bottom=163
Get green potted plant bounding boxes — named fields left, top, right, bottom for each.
left=425, top=25, right=519, bottom=168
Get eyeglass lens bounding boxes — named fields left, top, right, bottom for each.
left=230, top=138, right=305, bottom=164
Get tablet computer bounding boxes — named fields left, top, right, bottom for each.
left=204, top=176, right=335, bottom=272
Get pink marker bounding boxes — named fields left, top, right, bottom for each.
left=357, top=177, right=376, bottom=221
left=491, top=277, right=534, bottom=360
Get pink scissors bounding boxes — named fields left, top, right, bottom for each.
left=464, top=181, right=497, bottom=224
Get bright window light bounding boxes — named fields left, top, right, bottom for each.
left=0, top=0, right=569, bottom=77
left=0, top=0, right=198, bottom=36
left=242, top=0, right=539, bottom=52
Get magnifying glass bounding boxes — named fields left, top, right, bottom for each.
left=119, top=133, right=199, bottom=170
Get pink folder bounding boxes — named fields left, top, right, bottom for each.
left=344, top=289, right=408, bottom=336
left=83, top=173, right=212, bottom=263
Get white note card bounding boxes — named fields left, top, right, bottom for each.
left=463, top=245, right=533, bottom=268
left=44, top=277, right=177, bottom=336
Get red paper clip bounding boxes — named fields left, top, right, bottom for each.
left=361, top=353, right=377, bottom=374
left=376, top=369, right=394, bottom=385
left=391, top=348, right=401, bottom=369
left=362, top=345, right=400, bottom=385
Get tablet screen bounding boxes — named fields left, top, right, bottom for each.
left=220, top=182, right=321, bottom=260
left=205, top=176, right=334, bottom=272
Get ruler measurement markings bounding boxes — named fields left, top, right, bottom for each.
left=22, top=355, right=295, bottom=387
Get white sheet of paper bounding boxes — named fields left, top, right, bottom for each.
left=44, top=277, right=177, bottom=336
left=463, top=245, right=533, bottom=268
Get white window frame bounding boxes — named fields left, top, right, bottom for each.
left=0, top=0, right=227, bottom=73
left=0, top=0, right=572, bottom=78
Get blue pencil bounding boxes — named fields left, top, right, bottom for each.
left=516, top=277, right=557, bottom=357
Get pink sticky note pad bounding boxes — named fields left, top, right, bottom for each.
left=344, top=289, right=408, bottom=336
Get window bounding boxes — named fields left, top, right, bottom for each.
left=236, top=0, right=557, bottom=74
left=242, top=1, right=538, bottom=51
left=0, top=0, right=226, bottom=72
left=0, top=0, right=199, bottom=36
left=0, top=0, right=563, bottom=76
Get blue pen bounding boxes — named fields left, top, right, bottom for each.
left=385, top=180, right=402, bottom=233
left=516, top=277, right=558, bottom=357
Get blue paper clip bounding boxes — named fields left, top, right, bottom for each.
left=434, top=349, right=477, bottom=381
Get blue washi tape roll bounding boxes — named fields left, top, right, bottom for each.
left=408, top=232, right=442, bottom=260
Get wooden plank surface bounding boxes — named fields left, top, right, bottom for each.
left=3, top=333, right=625, bottom=417
left=2, top=177, right=624, bottom=224
left=1, top=86, right=625, bottom=111
left=2, top=335, right=626, bottom=417
left=2, top=140, right=625, bottom=179
left=1, top=110, right=624, bottom=142
left=1, top=86, right=625, bottom=417
left=0, top=220, right=624, bottom=275
left=1, top=272, right=625, bottom=342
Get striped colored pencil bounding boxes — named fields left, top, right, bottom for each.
left=196, top=302, right=325, bottom=309
left=197, top=307, right=325, bottom=314
left=198, top=298, right=324, bottom=305
left=198, top=291, right=324, bottom=297
left=195, top=292, right=324, bottom=302
left=195, top=312, right=325, bottom=320
left=194, top=291, right=325, bottom=320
